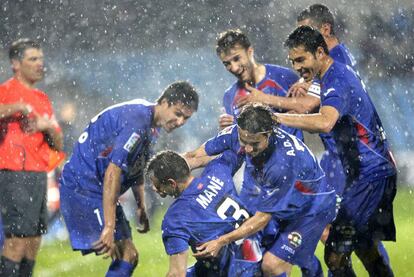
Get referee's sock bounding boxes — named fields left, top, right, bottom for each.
left=106, top=259, right=134, bottom=277
left=19, top=258, right=35, bottom=277
left=0, top=256, right=20, bottom=277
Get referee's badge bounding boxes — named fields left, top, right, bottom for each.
left=288, top=231, right=302, bottom=248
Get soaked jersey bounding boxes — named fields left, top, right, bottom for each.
left=320, top=61, right=396, bottom=184
left=161, top=151, right=254, bottom=256
left=205, top=125, right=336, bottom=220
left=223, top=64, right=303, bottom=140
left=310, top=43, right=358, bottom=194
left=60, top=99, right=159, bottom=196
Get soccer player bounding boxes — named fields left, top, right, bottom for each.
left=146, top=150, right=262, bottom=277
left=59, top=81, right=199, bottom=276
left=295, top=4, right=392, bottom=274
left=216, top=29, right=318, bottom=136
left=278, top=26, right=397, bottom=276
left=0, top=39, right=63, bottom=277
left=193, top=104, right=336, bottom=277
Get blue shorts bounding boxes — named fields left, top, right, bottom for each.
left=60, top=185, right=132, bottom=252
left=267, top=208, right=335, bottom=269
left=327, top=174, right=397, bottom=253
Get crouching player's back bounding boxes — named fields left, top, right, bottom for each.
left=146, top=150, right=262, bottom=277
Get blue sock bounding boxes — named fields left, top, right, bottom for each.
left=378, top=242, right=390, bottom=265
left=106, top=260, right=134, bottom=277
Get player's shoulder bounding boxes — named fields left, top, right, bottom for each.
left=265, top=64, right=297, bottom=77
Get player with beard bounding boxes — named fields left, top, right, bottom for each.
left=59, top=81, right=198, bottom=277
left=277, top=26, right=397, bottom=277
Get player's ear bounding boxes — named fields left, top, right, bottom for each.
left=167, top=178, right=177, bottom=188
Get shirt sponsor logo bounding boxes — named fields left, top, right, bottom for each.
left=123, top=132, right=140, bottom=152
left=324, top=88, right=335, bottom=97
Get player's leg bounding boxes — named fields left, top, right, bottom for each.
left=261, top=251, right=292, bottom=277
left=106, top=239, right=138, bottom=277
left=354, top=240, right=393, bottom=277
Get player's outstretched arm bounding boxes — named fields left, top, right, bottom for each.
left=92, top=162, right=122, bottom=259
left=167, top=251, right=188, bottom=277
left=237, top=83, right=319, bottom=114
left=183, top=144, right=214, bottom=170
left=275, top=105, right=339, bottom=133
left=131, top=183, right=150, bottom=233
left=194, top=211, right=271, bottom=258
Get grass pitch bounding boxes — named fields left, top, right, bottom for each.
left=35, top=187, right=414, bottom=276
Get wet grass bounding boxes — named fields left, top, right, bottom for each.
left=35, top=187, right=414, bottom=276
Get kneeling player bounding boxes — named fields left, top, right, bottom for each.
left=146, top=150, right=262, bottom=277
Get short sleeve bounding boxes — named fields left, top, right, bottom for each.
left=109, top=124, right=146, bottom=171
left=204, top=125, right=239, bottom=156
left=321, top=80, right=350, bottom=116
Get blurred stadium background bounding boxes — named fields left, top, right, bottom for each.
left=0, top=0, right=413, bottom=276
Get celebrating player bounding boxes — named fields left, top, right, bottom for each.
left=193, top=104, right=336, bottom=276
left=147, top=150, right=262, bottom=276
left=59, top=81, right=199, bottom=276
left=277, top=26, right=397, bottom=276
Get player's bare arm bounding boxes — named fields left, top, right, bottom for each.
left=237, top=83, right=319, bottom=114
left=131, top=183, right=150, bottom=233
left=275, top=105, right=339, bottom=133
left=218, top=113, right=234, bottom=129
left=183, top=144, right=214, bottom=170
left=167, top=251, right=188, bottom=277
left=194, top=211, right=271, bottom=258
left=92, top=162, right=122, bottom=260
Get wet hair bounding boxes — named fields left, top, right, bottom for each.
left=216, top=28, right=251, bottom=55
left=284, top=25, right=329, bottom=55
left=237, top=104, right=277, bottom=133
left=157, top=81, right=199, bottom=111
left=297, top=4, right=335, bottom=35
left=146, top=150, right=190, bottom=187
left=9, top=38, right=41, bottom=61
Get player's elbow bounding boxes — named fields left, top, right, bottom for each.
left=318, top=120, right=335, bottom=133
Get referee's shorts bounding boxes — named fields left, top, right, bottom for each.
left=0, top=170, right=48, bottom=237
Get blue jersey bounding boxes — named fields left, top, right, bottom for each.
left=223, top=64, right=303, bottom=140
left=205, top=125, right=336, bottom=220
left=310, top=43, right=358, bottom=194
left=60, top=99, right=159, bottom=196
left=162, top=151, right=253, bottom=256
left=329, top=43, right=357, bottom=69
left=321, top=61, right=396, bottom=184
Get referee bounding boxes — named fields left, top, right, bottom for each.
left=0, top=39, right=63, bottom=277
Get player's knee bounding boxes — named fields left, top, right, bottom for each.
left=261, top=253, right=290, bottom=276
